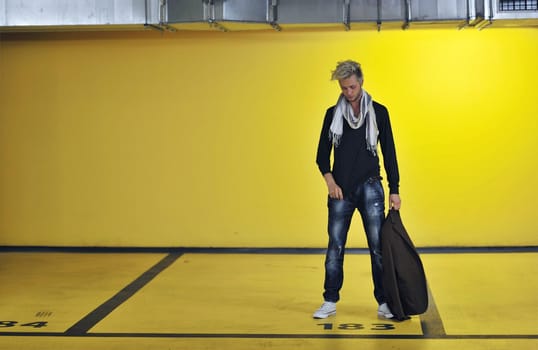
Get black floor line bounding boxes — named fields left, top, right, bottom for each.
left=64, top=252, right=183, bottom=336
left=1, top=332, right=536, bottom=340
left=420, top=284, right=446, bottom=337
left=1, top=246, right=537, bottom=254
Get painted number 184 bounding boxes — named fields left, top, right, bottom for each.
left=0, top=321, right=48, bottom=328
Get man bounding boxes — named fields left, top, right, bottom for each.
left=314, top=60, right=401, bottom=319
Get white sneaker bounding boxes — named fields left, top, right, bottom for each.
left=377, top=303, right=394, bottom=319
left=313, top=301, right=336, bottom=319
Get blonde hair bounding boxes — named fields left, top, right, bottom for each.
left=331, top=60, right=364, bottom=83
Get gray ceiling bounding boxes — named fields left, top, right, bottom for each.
left=1, top=0, right=537, bottom=33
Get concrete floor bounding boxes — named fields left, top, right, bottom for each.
left=0, top=249, right=536, bottom=349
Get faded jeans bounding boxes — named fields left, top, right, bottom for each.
left=322, top=176, right=386, bottom=304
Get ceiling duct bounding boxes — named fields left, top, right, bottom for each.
left=349, top=0, right=407, bottom=31
left=167, top=0, right=275, bottom=31
left=0, top=0, right=536, bottom=33
left=404, top=0, right=471, bottom=28
left=166, top=0, right=475, bottom=31
left=0, top=0, right=162, bottom=32
left=275, top=0, right=350, bottom=30
left=166, top=0, right=535, bottom=30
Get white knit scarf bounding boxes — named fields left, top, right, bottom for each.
left=329, top=89, right=378, bottom=156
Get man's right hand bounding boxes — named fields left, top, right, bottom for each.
left=324, top=173, right=343, bottom=200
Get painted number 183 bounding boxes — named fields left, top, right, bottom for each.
left=317, top=323, right=395, bottom=331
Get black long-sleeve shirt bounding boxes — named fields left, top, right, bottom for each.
left=316, top=101, right=400, bottom=196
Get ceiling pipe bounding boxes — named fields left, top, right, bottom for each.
left=376, top=0, right=382, bottom=32
left=145, top=0, right=166, bottom=32
left=458, top=0, right=471, bottom=29
left=343, top=0, right=351, bottom=31
left=402, top=0, right=411, bottom=30
left=477, top=0, right=493, bottom=30
left=206, top=0, right=228, bottom=32
left=270, top=0, right=281, bottom=32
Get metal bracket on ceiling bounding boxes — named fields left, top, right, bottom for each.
left=144, top=0, right=176, bottom=32
left=476, top=0, right=493, bottom=30
left=209, top=20, right=228, bottom=32
left=205, top=0, right=228, bottom=32
left=458, top=0, right=482, bottom=30
left=376, top=0, right=382, bottom=32
left=270, top=0, right=282, bottom=31
left=159, top=0, right=178, bottom=31
left=462, top=0, right=474, bottom=28
left=343, top=0, right=351, bottom=31
left=159, top=0, right=167, bottom=26
left=402, top=0, right=410, bottom=30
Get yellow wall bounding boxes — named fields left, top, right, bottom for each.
left=1, top=27, right=537, bottom=247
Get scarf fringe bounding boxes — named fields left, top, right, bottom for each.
left=329, top=90, right=378, bottom=156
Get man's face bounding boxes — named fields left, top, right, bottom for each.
left=338, top=75, right=362, bottom=103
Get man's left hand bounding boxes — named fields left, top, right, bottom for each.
left=389, top=194, right=401, bottom=210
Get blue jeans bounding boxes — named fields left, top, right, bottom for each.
left=323, top=176, right=386, bottom=304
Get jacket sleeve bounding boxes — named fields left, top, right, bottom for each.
left=376, top=103, right=400, bottom=194
left=316, top=107, right=334, bottom=175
